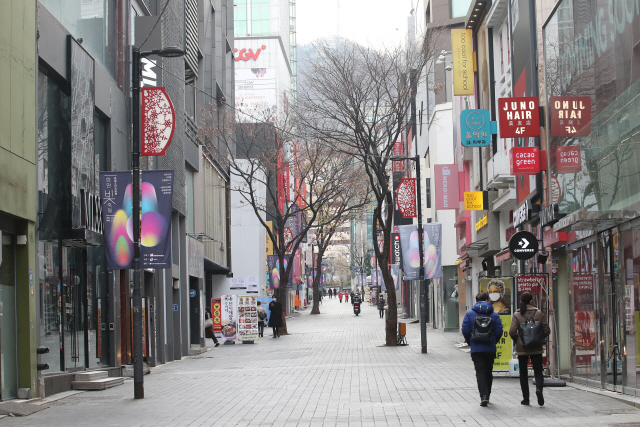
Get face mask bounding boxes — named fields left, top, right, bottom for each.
left=489, top=293, right=500, bottom=302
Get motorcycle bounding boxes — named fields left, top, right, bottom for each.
left=353, top=298, right=361, bottom=316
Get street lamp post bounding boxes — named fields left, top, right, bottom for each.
left=391, top=154, right=427, bottom=353
left=131, top=46, right=184, bottom=399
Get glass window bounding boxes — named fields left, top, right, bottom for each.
left=451, top=0, right=472, bottom=18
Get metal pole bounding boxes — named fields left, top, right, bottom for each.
left=415, top=155, right=426, bottom=354
left=131, top=48, right=144, bottom=399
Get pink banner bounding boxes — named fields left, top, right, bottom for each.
left=434, top=164, right=459, bottom=210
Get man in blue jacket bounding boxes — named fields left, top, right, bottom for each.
left=461, top=293, right=504, bottom=406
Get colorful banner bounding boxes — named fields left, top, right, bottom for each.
left=396, top=178, right=417, bottom=218
left=220, top=295, right=237, bottom=341
left=573, top=274, right=595, bottom=358
left=480, top=277, right=513, bottom=370
left=211, top=298, right=222, bottom=333
left=398, top=224, right=420, bottom=280
left=390, top=264, right=400, bottom=290
left=141, top=170, right=174, bottom=268
left=267, top=255, right=281, bottom=289
left=423, top=224, right=442, bottom=279
left=237, top=295, right=259, bottom=341
left=100, top=171, right=133, bottom=270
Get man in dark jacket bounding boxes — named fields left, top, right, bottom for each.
left=461, top=293, right=504, bottom=406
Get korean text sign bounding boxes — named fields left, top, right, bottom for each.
left=100, top=171, right=133, bottom=270
left=498, top=97, right=540, bottom=137
left=460, top=109, right=491, bottom=147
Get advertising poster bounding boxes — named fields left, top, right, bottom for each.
left=220, top=295, right=237, bottom=342
left=211, top=298, right=222, bottom=333
left=237, top=295, right=259, bottom=341
left=480, top=277, right=513, bottom=370
left=230, top=277, right=247, bottom=289
left=398, top=224, right=420, bottom=280
left=515, top=275, right=547, bottom=312
left=573, top=274, right=595, bottom=365
left=246, top=277, right=259, bottom=293
left=267, top=255, right=280, bottom=289
left=140, top=170, right=174, bottom=269
left=390, top=264, right=400, bottom=290
left=235, top=68, right=277, bottom=123
left=100, top=171, right=133, bottom=270
left=423, top=224, right=442, bottom=279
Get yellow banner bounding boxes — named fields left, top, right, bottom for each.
left=266, top=221, right=274, bottom=255
left=464, top=191, right=485, bottom=210
left=494, top=314, right=513, bottom=370
left=451, top=29, right=474, bottom=96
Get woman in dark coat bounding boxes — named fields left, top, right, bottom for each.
left=268, top=297, right=283, bottom=338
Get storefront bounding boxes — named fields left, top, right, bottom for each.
left=544, top=0, right=640, bottom=395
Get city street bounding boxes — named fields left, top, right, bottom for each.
left=3, top=298, right=640, bottom=427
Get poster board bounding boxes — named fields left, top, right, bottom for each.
left=237, top=295, right=259, bottom=341
left=220, top=295, right=237, bottom=341
left=479, top=277, right=513, bottom=371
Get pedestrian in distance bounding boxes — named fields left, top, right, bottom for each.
left=257, top=301, right=267, bottom=338
left=344, top=292, right=349, bottom=303
left=204, top=309, right=220, bottom=347
left=461, top=293, right=503, bottom=407
left=268, top=297, right=283, bottom=338
left=509, top=292, right=551, bottom=406
left=377, top=296, right=385, bottom=319
left=339, top=291, right=343, bottom=303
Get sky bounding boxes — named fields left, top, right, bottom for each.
left=296, top=0, right=414, bottom=48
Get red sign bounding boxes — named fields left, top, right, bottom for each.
left=515, top=275, right=546, bottom=293
left=505, top=225, right=516, bottom=242
left=283, top=163, right=290, bottom=203
left=393, top=141, right=403, bottom=172
left=549, top=96, right=591, bottom=136
left=498, top=97, right=540, bottom=137
left=434, top=164, right=459, bottom=210
left=396, top=178, right=417, bottom=218
left=234, top=47, right=263, bottom=61
left=370, top=256, right=377, bottom=268
left=553, top=146, right=582, bottom=174
left=510, top=147, right=540, bottom=175
left=141, top=87, right=176, bottom=156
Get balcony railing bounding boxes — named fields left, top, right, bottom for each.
left=487, top=150, right=515, bottom=189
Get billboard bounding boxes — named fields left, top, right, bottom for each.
left=434, top=165, right=459, bottom=209
left=235, top=68, right=277, bottom=123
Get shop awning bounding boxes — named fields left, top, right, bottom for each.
left=553, top=208, right=638, bottom=232
left=494, top=247, right=512, bottom=264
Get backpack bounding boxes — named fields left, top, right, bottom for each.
left=518, top=312, right=546, bottom=348
left=258, top=310, right=267, bottom=321
left=471, top=315, right=494, bottom=342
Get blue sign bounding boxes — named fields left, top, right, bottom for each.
left=172, top=304, right=178, bottom=311
left=189, top=289, right=196, bottom=298
left=461, top=109, right=493, bottom=147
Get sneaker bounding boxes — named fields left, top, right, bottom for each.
left=536, top=390, right=544, bottom=406
left=521, top=399, right=530, bottom=405
left=480, top=396, right=489, bottom=406
left=215, top=343, right=220, bottom=347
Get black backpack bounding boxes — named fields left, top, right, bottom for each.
left=258, top=310, right=267, bottom=321
left=471, top=315, right=494, bottom=342
left=518, top=312, right=546, bottom=347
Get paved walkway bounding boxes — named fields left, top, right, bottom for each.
left=3, top=298, right=640, bottom=426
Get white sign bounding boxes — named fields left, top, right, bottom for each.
left=246, top=277, right=259, bottom=293
left=230, top=277, right=247, bottom=289
left=237, top=295, right=259, bottom=341
left=220, top=295, right=237, bottom=341
left=235, top=68, right=277, bottom=123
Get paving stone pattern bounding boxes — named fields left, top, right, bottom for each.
left=3, top=299, right=640, bottom=426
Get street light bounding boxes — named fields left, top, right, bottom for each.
left=390, top=154, right=427, bottom=353
left=131, top=46, right=185, bottom=400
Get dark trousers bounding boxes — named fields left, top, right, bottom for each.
left=272, top=326, right=279, bottom=337
left=379, top=308, right=384, bottom=318
left=518, top=354, right=544, bottom=399
left=258, top=321, right=264, bottom=336
left=471, top=352, right=496, bottom=399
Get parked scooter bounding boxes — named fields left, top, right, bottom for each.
left=352, top=294, right=362, bottom=316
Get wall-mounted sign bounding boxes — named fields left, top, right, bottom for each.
left=461, top=109, right=492, bottom=147
left=553, top=146, right=582, bottom=174
left=464, top=191, right=486, bottom=211
left=512, top=199, right=532, bottom=228
left=451, top=29, right=474, bottom=96
left=509, top=230, right=539, bottom=260
left=475, top=213, right=488, bottom=231
left=80, top=189, right=103, bottom=234
left=510, top=147, right=540, bottom=175
left=498, top=97, right=540, bottom=137
left=396, top=178, right=417, bottom=218
left=434, top=164, right=459, bottom=209
left=542, top=228, right=569, bottom=248
left=549, top=96, right=591, bottom=136
left=391, top=233, right=401, bottom=265
left=539, top=203, right=565, bottom=227
left=233, top=46, right=264, bottom=61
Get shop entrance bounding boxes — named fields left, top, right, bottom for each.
left=0, top=231, right=18, bottom=399
left=64, top=247, right=86, bottom=370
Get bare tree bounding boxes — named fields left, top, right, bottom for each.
left=297, top=33, right=444, bottom=345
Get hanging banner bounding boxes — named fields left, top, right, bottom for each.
left=237, top=295, right=259, bottom=341
left=211, top=298, right=222, bottom=333
left=423, top=224, right=442, bottom=279
left=390, top=264, right=400, bottom=290
left=396, top=178, right=417, bottom=218
left=267, top=255, right=280, bottom=289
left=451, top=29, right=474, bottom=95
left=100, top=171, right=134, bottom=270
left=141, top=87, right=176, bottom=155
left=398, top=224, right=420, bottom=280
left=434, top=165, right=459, bottom=209
left=220, top=295, right=237, bottom=342
left=479, top=277, right=513, bottom=370
left=140, top=170, right=174, bottom=268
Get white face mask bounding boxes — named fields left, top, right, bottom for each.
left=489, top=293, right=501, bottom=302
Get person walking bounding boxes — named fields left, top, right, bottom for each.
left=268, top=297, right=283, bottom=338
left=377, top=296, right=385, bottom=319
left=344, top=292, right=349, bottom=303
left=509, top=292, right=551, bottom=406
left=257, top=301, right=267, bottom=338
left=461, top=293, right=503, bottom=406
left=338, top=291, right=343, bottom=303
left=204, top=309, right=220, bottom=347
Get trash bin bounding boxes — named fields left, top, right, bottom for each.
left=398, top=322, right=406, bottom=336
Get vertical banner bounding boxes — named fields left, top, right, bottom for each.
left=451, top=29, right=474, bottom=96
left=211, top=298, right=222, bottom=333
left=390, top=264, right=400, bottom=290
left=220, top=295, right=237, bottom=342
left=396, top=178, right=417, bottom=218
left=100, top=171, right=133, bottom=270
left=267, top=255, right=280, bottom=289
left=140, top=170, right=174, bottom=268
left=434, top=165, right=459, bottom=209
left=573, top=274, right=595, bottom=365
left=480, top=277, right=513, bottom=370
left=398, top=225, right=420, bottom=280
left=237, top=295, right=259, bottom=341
left=423, top=224, right=442, bottom=279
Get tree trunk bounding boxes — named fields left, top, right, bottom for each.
left=277, top=281, right=288, bottom=335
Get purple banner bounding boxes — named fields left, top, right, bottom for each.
left=140, top=170, right=174, bottom=269
left=100, top=171, right=133, bottom=270
left=423, top=223, right=442, bottom=279
left=398, top=224, right=420, bottom=280
left=268, top=255, right=280, bottom=289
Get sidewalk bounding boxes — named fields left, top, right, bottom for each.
left=2, top=298, right=639, bottom=426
